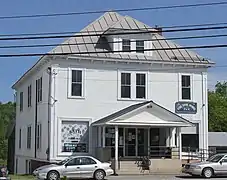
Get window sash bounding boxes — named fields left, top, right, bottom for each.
left=136, top=40, right=144, bottom=53
left=181, top=75, right=191, bottom=100
left=19, top=129, right=21, bottom=149
left=36, top=124, right=41, bottom=149
left=20, top=92, right=23, bottom=111
left=27, top=126, right=31, bottom=149
left=121, top=73, right=131, bottom=98
left=71, top=70, right=83, bottom=97
left=122, top=39, right=131, bottom=52
left=136, top=74, right=146, bottom=99
left=28, top=85, right=32, bottom=107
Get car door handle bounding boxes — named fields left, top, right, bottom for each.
left=77, top=167, right=80, bottom=169
left=95, top=166, right=97, bottom=168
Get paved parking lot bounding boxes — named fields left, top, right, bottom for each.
left=108, top=175, right=227, bottom=180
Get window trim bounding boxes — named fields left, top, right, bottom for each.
left=57, top=117, right=91, bottom=156
left=136, top=73, right=147, bottom=99
left=19, top=92, right=23, bottom=112
left=122, top=39, right=131, bottom=52
left=117, top=70, right=148, bottom=101
left=19, top=128, right=22, bottom=149
left=36, top=123, right=42, bottom=150
left=136, top=40, right=145, bottom=54
left=68, top=67, right=85, bottom=99
left=36, top=77, right=43, bottom=103
left=179, top=73, right=193, bottom=101
left=27, top=84, right=32, bottom=108
left=27, top=125, right=32, bottom=149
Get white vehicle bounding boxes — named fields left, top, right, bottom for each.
left=33, top=156, right=114, bottom=180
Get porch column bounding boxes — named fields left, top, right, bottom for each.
left=170, top=127, right=176, bottom=147
left=176, top=127, right=182, bottom=159
left=115, top=126, right=119, bottom=171
left=98, top=127, right=101, bottom=147
left=102, top=126, right=105, bottom=148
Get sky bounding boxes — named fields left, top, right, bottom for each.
left=0, top=0, right=227, bottom=102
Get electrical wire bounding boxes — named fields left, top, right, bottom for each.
left=0, top=44, right=227, bottom=58
left=0, top=33, right=226, bottom=49
left=0, top=1, right=226, bottom=20
left=0, top=22, right=227, bottom=38
left=1, top=25, right=227, bottom=41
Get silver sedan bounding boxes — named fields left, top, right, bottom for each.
left=182, top=153, right=227, bottom=178
left=33, top=156, right=114, bottom=180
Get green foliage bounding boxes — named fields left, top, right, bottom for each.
left=0, top=101, right=15, bottom=160
left=208, top=81, right=227, bottom=132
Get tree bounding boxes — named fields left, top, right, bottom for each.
left=208, top=81, right=227, bottom=132
left=0, top=102, right=15, bottom=160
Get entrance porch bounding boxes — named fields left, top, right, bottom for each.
left=96, top=126, right=182, bottom=159
left=92, top=101, right=194, bottom=173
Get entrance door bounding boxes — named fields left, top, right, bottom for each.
left=137, top=128, right=148, bottom=156
left=125, top=128, right=136, bottom=156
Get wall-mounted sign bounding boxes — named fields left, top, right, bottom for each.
left=175, top=101, right=197, bottom=114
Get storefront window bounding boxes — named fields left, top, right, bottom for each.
left=61, top=121, right=89, bottom=153
left=105, top=127, right=124, bottom=157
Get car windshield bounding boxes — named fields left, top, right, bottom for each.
left=56, top=157, right=71, bottom=165
left=207, top=154, right=225, bottom=162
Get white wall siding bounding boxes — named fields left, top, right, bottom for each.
left=50, top=59, right=208, bottom=159
left=15, top=62, right=51, bottom=164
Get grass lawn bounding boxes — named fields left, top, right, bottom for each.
left=9, top=175, right=34, bottom=180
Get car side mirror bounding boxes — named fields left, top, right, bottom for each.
left=220, top=161, right=223, bottom=165
left=65, top=164, right=68, bottom=168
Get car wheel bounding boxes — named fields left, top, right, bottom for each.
left=94, top=169, right=105, bottom=180
left=47, top=170, right=60, bottom=180
left=202, top=167, right=213, bottom=178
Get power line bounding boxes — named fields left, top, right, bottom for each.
left=0, top=33, right=226, bottom=49
left=0, top=1, right=226, bottom=20
left=0, top=22, right=227, bottom=38
left=0, top=44, right=227, bottom=58
left=0, top=25, right=227, bottom=41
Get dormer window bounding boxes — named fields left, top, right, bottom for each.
left=136, top=40, right=144, bottom=53
left=122, top=39, right=131, bottom=52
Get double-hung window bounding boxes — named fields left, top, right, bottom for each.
left=121, top=73, right=131, bottom=98
left=36, top=77, right=42, bottom=103
left=122, top=39, right=131, bottom=52
left=36, top=123, right=41, bottom=150
left=71, top=70, right=83, bottom=97
left=27, top=126, right=31, bottom=149
left=19, top=92, right=23, bottom=112
left=181, top=75, right=191, bottom=100
left=27, top=85, right=32, bottom=107
left=136, top=73, right=146, bottom=99
left=136, top=40, right=144, bottom=53
left=19, top=128, right=22, bottom=149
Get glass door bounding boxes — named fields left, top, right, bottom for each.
left=137, top=128, right=148, bottom=156
left=125, top=128, right=136, bottom=156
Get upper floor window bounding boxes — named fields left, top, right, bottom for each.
left=136, top=73, right=146, bottom=99
left=19, top=92, right=23, bottom=112
left=36, top=77, right=42, bottom=103
left=122, top=39, right=131, bottom=52
left=27, top=126, right=32, bottom=149
left=19, top=128, right=22, bottom=149
left=36, top=123, right=42, bottom=150
left=121, top=73, right=131, bottom=98
left=136, top=40, right=144, bottom=53
left=27, top=84, right=32, bottom=107
left=181, top=75, right=191, bottom=100
left=71, top=70, right=82, bottom=97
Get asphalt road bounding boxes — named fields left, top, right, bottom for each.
left=107, top=175, right=227, bottom=180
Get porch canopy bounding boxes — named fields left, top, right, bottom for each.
left=92, top=101, right=194, bottom=171
left=92, top=100, right=194, bottom=127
